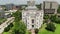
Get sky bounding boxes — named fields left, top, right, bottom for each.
left=0, top=0, right=60, bottom=5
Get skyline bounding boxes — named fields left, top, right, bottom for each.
left=0, top=0, right=59, bottom=5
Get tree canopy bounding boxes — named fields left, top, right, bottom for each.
left=46, top=22, right=56, bottom=32
left=11, top=10, right=27, bottom=34
left=57, top=5, right=60, bottom=13
left=12, top=10, right=22, bottom=22
left=12, top=21, right=26, bottom=34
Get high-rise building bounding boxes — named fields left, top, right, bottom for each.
left=22, top=0, right=44, bottom=30
left=5, top=4, right=14, bottom=10
left=42, top=1, right=59, bottom=14
left=0, top=6, right=5, bottom=18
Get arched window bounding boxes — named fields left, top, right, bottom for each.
left=32, top=19, right=34, bottom=23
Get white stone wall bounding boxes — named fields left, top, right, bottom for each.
left=43, top=1, right=58, bottom=9
left=51, top=2, right=58, bottom=9
left=22, top=10, right=44, bottom=30
left=52, top=2, right=59, bottom=14
left=45, top=2, right=50, bottom=9
left=42, top=1, right=59, bottom=14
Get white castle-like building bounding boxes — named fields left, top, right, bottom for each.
left=22, top=0, right=44, bottom=30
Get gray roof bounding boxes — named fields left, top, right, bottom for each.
left=25, top=6, right=38, bottom=10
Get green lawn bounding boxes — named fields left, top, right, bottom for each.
left=3, top=30, right=30, bottom=34
left=38, top=23, right=60, bottom=34
left=3, top=22, right=60, bottom=34
left=0, top=18, right=7, bottom=25
left=3, top=32, right=10, bottom=34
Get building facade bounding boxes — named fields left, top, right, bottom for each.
left=22, top=0, right=44, bottom=30
left=0, top=6, right=5, bottom=18
left=42, top=1, right=59, bottom=14
left=5, top=4, right=14, bottom=10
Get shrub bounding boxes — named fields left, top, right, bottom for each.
left=55, top=18, right=60, bottom=24
left=4, top=23, right=13, bottom=32
left=44, top=14, right=49, bottom=19
left=35, top=28, right=39, bottom=34
left=50, top=15, right=57, bottom=22
left=45, top=23, right=56, bottom=32
left=57, top=5, right=60, bottom=13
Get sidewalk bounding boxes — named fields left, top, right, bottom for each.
left=31, top=29, right=35, bottom=34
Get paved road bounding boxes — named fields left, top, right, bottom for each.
left=0, top=17, right=14, bottom=34
left=31, top=29, right=35, bottom=34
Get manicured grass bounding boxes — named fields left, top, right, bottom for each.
left=3, top=30, right=30, bottom=34
left=26, top=30, right=29, bottom=34
left=3, top=32, right=10, bottom=34
left=38, top=23, right=60, bottom=34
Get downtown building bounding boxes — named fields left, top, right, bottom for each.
left=42, top=1, right=59, bottom=14
left=22, top=0, right=44, bottom=30
left=5, top=4, right=14, bottom=10
left=0, top=6, right=5, bottom=18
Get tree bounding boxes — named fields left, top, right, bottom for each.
left=36, top=4, right=42, bottom=10
left=4, top=23, right=13, bottom=32
left=50, top=15, right=57, bottom=22
left=12, top=10, right=22, bottom=22
left=12, top=21, right=26, bottom=34
left=44, top=14, right=49, bottom=19
left=57, top=5, right=60, bottom=13
left=12, top=10, right=26, bottom=34
left=45, top=23, right=56, bottom=32
left=35, top=28, right=39, bottom=34
left=43, top=14, right=50, bottom=23
left=55, top=18, right=60, bottom=24
left=50, top=15, right=60, bottom=24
